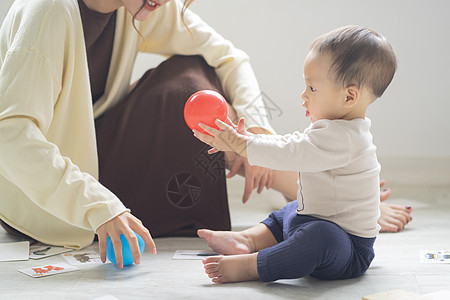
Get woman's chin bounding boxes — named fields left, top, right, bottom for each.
left=134, top=11, right=151, bottom=21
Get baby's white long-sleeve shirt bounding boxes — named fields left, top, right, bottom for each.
left=247, top=118, right=381, bottom=238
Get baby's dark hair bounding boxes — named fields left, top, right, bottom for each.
left=311, top=25, right=397, bottom=98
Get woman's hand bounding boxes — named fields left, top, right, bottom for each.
left=227, top=155, right=274, bottom=203
left=96, top=211, right=156, bottom=269
left=233, top=125, right=273, bottom=203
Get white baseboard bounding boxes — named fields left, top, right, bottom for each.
left=379, top=156, right=450, bottom=186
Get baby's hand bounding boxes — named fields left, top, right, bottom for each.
left=193, top=118, right=248, bottom=157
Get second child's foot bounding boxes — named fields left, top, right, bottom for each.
left=197, top=229, right=253, bottom=255
left=203, top=254, right=259, bottom=283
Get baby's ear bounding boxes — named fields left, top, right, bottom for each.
left=344, top=85, right=359, bottom=107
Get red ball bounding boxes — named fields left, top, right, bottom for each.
left=184, top=90, right=228, bottom=134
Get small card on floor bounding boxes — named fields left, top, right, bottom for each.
left=172, top=250, right=219, bottom=260
left=18, top=263, right=79, bottom=278
left=419, top=250, right=450, bottom=263
left=61, top=251, right=105, bottom=265
left=29, top=243, right=72, bottom=259
left=0, top=241, right=29, bottom=262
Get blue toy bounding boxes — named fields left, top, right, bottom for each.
left=106, top=231, right=145, bottom=266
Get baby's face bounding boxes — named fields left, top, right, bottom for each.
left=301, top=51, right=347, bottom=123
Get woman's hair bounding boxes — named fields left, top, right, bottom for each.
left=311, top=25, right=397, bottom=98
left=132, top=0, right=194, bottom=35
left=181, top=0, right=194, bottom=32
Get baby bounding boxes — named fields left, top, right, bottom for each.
left=193, top=25, right=397, bottom=283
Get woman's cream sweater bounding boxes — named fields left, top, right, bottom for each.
left=0, top=0, right=273, bottom=248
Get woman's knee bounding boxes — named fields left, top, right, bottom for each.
left=139, top=55, right=224, bottom=105
left=162, top=55, right=221, bottom=91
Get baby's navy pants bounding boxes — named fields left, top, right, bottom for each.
left=257, top=201, right=376, bottom=282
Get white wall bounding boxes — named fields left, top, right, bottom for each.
left=2, top=0, right=450, bottom=159
left=183, top=0, right=450, bottom=159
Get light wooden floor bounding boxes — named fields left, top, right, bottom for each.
left=1, top=176, right=450, bottom=300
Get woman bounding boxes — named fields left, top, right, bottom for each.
left=0, top=0, right=277, bottom=269
left=0, top=0, right=411, bottom=268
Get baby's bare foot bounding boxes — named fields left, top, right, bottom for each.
left=197, top=229, right=252, bottom=255
left=203, top=254, right=259, bottom=283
